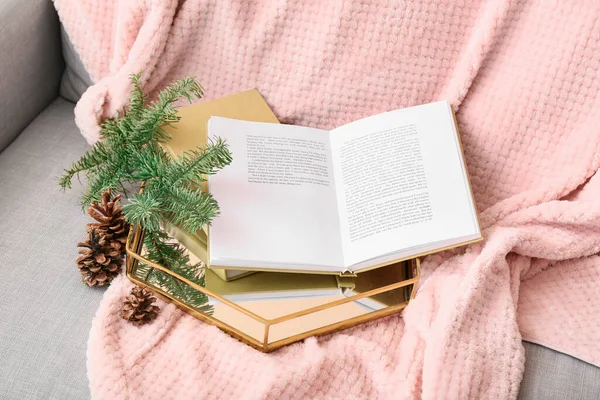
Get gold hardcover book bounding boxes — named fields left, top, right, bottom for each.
left=161, top=89, right=280, bottom=281
left=179, top=236, right=414, bottom=310
left=205, top=270, right=341, bottom=303
left=167, top=225, right=346, bottom=301
left=162, top=89, right=280, bottom=161
left=174, top=235, right=415, bottom=307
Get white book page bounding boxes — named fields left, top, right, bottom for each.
left=207, top=117, right=344, bottom=270
left=330, top=101, right=480, bottom=268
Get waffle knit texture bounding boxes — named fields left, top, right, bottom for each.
left=54, top=1, right=600, bottom=399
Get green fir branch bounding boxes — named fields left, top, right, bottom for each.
left=59, top=73, right=228, bottom=311
left=141, top=230, right=213, bottom=313
left=128, top=72, right=147, bottom=122
left=58, top=141, right=111, bottom=189
left=163, top=185, right=220, bottom=234
left=164, top=138, right=233, bottom=186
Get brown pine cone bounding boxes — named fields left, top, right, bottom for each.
left=76, top=229, right=122, bottom=287
left=120, top=286, right=160, bottom=326
left=87, top=189, right=130, bottom=254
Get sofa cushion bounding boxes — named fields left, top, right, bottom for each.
left=519, top=342, right=600, bottom=399
left=0, top=99, right=103, bottom=399
left=0, top=0, right=64, bottom=153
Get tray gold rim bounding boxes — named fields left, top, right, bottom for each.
left=125, top=224, right=420, bottom=352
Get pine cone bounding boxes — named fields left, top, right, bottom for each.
left=87, top=189, right=130, bottom=255
left=76, top=229, right=122, bottom=287
left=120, top=286, right=160, bottom=326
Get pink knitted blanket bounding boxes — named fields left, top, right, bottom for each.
left=55, top=1, right=600, bottom=398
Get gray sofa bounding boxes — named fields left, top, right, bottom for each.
left=0, top=1, right=598, bottom=399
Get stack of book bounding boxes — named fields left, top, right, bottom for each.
left=161, top=89, right=482, bottom=310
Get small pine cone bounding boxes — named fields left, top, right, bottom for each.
left=87, top=189, right=130, bottom=251
left=120, top=286, right=160, bottom=326
left=76, top=229, right=122, bottom=287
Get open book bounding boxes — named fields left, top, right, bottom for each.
left=208, top=101, right=482, bottom=274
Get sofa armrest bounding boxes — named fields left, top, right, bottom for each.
left=0, top=0, right=64, bottom=152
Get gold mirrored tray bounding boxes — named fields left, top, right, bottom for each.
left=125, top=225, right=420, bottom=352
